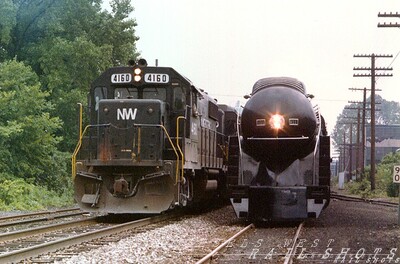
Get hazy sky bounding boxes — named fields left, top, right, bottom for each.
left=105, top=0, right=400, bottom=134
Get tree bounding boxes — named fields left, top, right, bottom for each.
left=38, top=36, right=113, bottom=150
left=0, top=0, right=16, bottom=61
left=332, top=95, right=400, bottom=147
left=0, top=60, right=68, bottom=190
left=0, top=0, right=140, bottom=195
left=377, top=152, right=400, bottom=197
left=0, top=0, right=140, bottom=151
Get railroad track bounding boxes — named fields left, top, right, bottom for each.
left=0, top=213, right=178, bottom=263
left=0, top=212, right=89, bottom=233
left=0, top=207, right=81, bottom=223
left=284, top=221, right=305, bottom=264
left=196, top=220, right=307, bottom=263
left=331, top=193, right=398, bottom=207
left=196, top=223, right=254, bottom=264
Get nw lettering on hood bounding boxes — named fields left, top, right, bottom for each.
left=117, top=108, right=137, bottom=120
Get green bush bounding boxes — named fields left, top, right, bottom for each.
left=377, top=152, right=400, bottom=197
left=0, top=178, right=74, bottom=211
left=346, top=152, right=400, bottom=198
left=346, top=178, right=374, bottom=198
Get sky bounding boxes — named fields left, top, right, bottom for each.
left=104, top=0, right=400, bottom=134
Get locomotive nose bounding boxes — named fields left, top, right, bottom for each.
left=241, top=85, right=317, bottom=172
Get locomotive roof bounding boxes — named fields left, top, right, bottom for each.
left=91, top=65, right=193, bottom=88
left=252, top=77, right=306, bottom=95
left=90, top=64, right=212, bottom=100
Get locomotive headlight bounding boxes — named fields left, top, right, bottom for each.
left=133, top=68, right=142, bottom=82
left=269, top=114, right=285, bottom=130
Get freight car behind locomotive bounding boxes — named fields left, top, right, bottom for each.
left=228, top=77, right=331, bottom=221
left=72, top=59, right=238, bottom=214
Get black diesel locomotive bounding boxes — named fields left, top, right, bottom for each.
left=72, top=59, right=237, bottom=214
left=228, top=77, right=331, bottom=221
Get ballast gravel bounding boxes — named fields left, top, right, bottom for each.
left=57, top=206, right=243, bottom=264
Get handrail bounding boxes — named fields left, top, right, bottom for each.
left=78, top=103, right=83, bottom=140
left=247, top=136, right=310, bottom=141
left=176, top=116, right=185, bottom=182
left=71, top=124, right=110, bottom=180
left=72, top=122, right=181, bottom=185
left=133, top=123, right=181, bottom=185
left=72, top=103, right=83, bottom=180
left=312, top=105, right=322, bottom=184
left=236, top=108, right=244, bottom=185
left=71, top=125, right=90, bottom=180
left=137, top=127, right=141, bottom=161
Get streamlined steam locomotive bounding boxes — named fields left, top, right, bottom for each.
left=72, top=59, right=237, bottom=214
left=228, top=77, right=331, bottom=221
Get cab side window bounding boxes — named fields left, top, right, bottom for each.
left=94, top=87, right=107, bottom=111
left=173, top=86, right=185, bottom=110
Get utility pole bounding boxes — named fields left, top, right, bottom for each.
left=339, top=122, right=355, bottom=180
left=348, top=88, right=381, bottom=177
left=353, top=54, right=392, bottom=191
left=356, top=108, right=360, bottom=178
left=342, top=116, right=359, bottom=179
left=378, top=12, right=400, bottom=28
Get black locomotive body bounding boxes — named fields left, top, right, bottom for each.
left=72, top=60, right=237, bottom=214
left=229, top=77, right=331, bottom=221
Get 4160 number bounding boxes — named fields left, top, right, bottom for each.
left=144, top=73, right=169, bottom=84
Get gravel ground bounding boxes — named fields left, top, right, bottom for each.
left=216, top=198, right=400, bottom=263
left=4, top=196, right=399, bottom=263
left=55, top=206, right=243, bottom=264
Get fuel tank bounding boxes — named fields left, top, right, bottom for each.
left=241, top=77, right=318, bottom=172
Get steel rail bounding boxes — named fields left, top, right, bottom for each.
left=283, top=221, right=304, bottom=264
left=331, top=193, right=397, bottom=207
left=0, top=213, right=176, bottom=263
left=0, top=207, right=81, bottom=222
left=195, top=223, right=254, bottom=264
left=0, top=216, right=98, bottom=242
left=0, top=211, right=86, bottom=228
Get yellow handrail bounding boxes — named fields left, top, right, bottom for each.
left=78, top=103, right=83, bottom=140
left=137, top=127, right=141, bottom=161
left=72, top=122, right=181, bottom=185
left=176, top=116, right=185, bottom=182
left=72, top=103, right=83, bottom=181
left=133, top=123, right=181, bottom=184
left=71, top=125, right=91, bottom=181
left=159, top=125, right=180, bottom=185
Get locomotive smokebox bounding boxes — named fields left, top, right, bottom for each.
left=241, top=77, right=318, bottom=172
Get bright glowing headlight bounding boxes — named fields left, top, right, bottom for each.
left=134, top=75, right=141, bottom=82
left=269, top=114, right=285, bottom=130
left=134, top=68, right=141, bottom=75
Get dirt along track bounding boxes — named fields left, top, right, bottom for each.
left=214, top=198, right=400, bottom=263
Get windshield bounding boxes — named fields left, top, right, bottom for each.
left=114, top=87, right=166, bottom=101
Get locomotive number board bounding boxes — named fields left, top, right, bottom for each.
left=144, top=73, right=169, bottom=84
left=111, top=73, right=132, bottom=83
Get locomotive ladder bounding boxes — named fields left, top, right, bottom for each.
left=226, top=136, right=240, bottom=186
